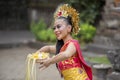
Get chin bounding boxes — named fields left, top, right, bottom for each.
left=56, top=36, right=62, bottom=40
left=57, top=38, right=61, bottom=40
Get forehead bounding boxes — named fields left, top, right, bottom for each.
left=54, top=18, right=66, bottom=25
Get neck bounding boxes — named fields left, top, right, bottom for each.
left=63, top=34, right=73, bottom=43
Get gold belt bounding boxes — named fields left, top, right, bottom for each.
left=61, top=67, right=89, bottom=80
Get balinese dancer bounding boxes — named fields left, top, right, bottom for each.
left=36, top=4, right=92, bottom=80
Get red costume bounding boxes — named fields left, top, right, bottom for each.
left=58, top=39, right=92, bottom=80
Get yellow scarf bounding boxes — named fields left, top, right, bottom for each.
left=25, top=51, right=49, bottom=80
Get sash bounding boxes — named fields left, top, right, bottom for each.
left=71, top=40, right=92, bottom=80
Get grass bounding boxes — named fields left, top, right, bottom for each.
left=85, top=56, right=111, bottom=64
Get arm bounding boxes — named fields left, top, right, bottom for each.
left=39, top=42, right=76, bottom=69
left=37, top=45, right=56, bottom=54
left=50, top=42, right=76, bottom=63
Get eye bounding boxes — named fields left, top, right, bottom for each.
left=57, top=25, right=61, bottom=29
left=52, top=27, right=55, bottom=30
left=52, top=25, right=61, bottom=30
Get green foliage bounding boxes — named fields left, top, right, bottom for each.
left=36, top=28, right=56, bottom=42
left=37, top=30, right=48, bottom=41
left=30, top=19, right=47, bottom=38
left=79, top=0, right=100, bottom=24
left=47, top=29, right=56, bottom=42
left=65, top=0, right=104, bottom=24
left=30, top=19, right=56, bottom=42
left=85, top=56, right=110, bottom=64
left=76, top=23, right=96, bottom=43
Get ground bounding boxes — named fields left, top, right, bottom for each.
left=0, top=46, right=62, bottom=80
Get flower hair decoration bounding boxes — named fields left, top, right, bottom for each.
left=54, top=4, right=80, bottom=34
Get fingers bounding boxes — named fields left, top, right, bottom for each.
left=39, top=64, right=44, bottom=69
left=36, top=58, right=50, bottom=71
left=36, top=59, right=40, bottom=63
left=40, top=66, right=46, bottom=71
left=36, top=59, right=45, bottom=64
left=39, top=64, right=46, bottom=71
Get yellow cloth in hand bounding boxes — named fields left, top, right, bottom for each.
left=25, top=51, right=49, bottom=80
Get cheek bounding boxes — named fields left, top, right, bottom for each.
left=59, top=27, right=66, bottom=33
left=62, top=30, right=68, bottom=36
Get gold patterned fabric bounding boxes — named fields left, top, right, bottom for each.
left=62, top=68, right=89, bottom=80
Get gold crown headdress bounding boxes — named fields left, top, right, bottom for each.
left=54, top=4, right=80, bottom=34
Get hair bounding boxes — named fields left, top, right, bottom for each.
left=58, top=16, right=72, bottom=26
left=55, top=39, right=64, bottom=77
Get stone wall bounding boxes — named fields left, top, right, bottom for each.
left=0, top=0, right=28, bottom=30
left=28, top=0, right=64, bottom=27
left=91, top=0, right=120, bottom=80
left=0, top=0, right=64, bottom=30
left=98, top=0, right=120, bottom=35
left=28, top=3, right=56, bottom=27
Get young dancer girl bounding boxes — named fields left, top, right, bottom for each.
left=36, top=4, right=92, bottom=80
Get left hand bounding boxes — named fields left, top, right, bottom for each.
left=36, top=58, right=52, bottom=71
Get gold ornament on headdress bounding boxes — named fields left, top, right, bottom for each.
left=54, top=4, right=80, bottom=34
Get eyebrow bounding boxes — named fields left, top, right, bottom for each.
left=53, top=24, right=60, bottom=27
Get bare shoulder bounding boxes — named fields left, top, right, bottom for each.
left=65, top=42, right=76, bottom=55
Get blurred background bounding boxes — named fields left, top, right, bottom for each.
left=0, top=0, right=120, bottom=80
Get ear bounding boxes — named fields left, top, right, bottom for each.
left=67, top=25, right=72, bottom=33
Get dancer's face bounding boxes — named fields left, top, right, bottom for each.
left=53, top=18, right=72, bottom=40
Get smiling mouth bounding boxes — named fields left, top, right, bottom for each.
left=56, top=34, right=59, bottom=37
left=55, top=33, right=60, bottom=37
